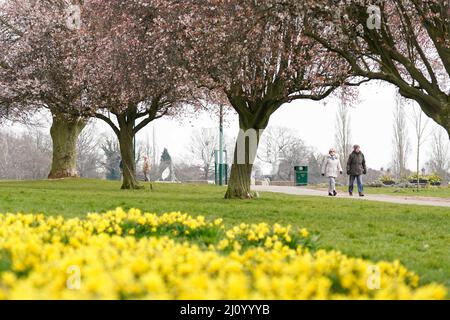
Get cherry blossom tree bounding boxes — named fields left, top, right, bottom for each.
left=81, top=0, right=189, bottom=189
left=170, top=0, right=351, bottom=198
left=304, top=0, right=450, bottom=137
left=0, top=0, right=87, bottom=178
left=1, top=0, right=191, bottom=188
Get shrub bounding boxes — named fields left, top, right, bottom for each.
left=367, top=182, right=383, bottom=188
left=408, top=174, right=429, bottom=182
left=379, top=175, right=396, bottom=186
left=428, top=173, right=442, bottom=185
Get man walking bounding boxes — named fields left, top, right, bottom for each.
left=347, top=145, right=367, bottom=197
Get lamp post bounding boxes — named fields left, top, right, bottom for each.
left=133, top=122, right=136, bottom=170
left=218, top=104, right=224, bottom=185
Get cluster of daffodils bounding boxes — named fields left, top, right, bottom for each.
left=218, top=222, right=315, bottom=252
left=0, top=208, right=446, bottom=300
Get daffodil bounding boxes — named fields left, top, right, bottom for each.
left=0, top=208, right=446, bottom=300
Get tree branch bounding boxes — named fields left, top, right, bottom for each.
left=95, top=113, right=120, bottom=136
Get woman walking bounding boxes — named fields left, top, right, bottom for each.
left=321, top=148, right=343, bottom=196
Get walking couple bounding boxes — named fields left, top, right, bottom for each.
left=321, top=145, right=367, bottom=197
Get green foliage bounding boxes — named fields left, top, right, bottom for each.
left=337, top=185, right=450, bottom=197
left=120, top=220, right=224, bottom=248
left=408, top=174, right=429, bottom=182
left=160, top=148, right=172, bottom=163
left=428, top=173, right=443, bottom=184
left=101, top=138, right=121, bottom=180
left=0, top=250, right=11, bottom=273
left=379, top=175, right=395, bottom=183
left=406, top=173, right=443, bottom=185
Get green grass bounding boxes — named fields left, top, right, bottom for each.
left=357, top=186, right=450, bottom=198
left=312, top=185, right=450, bottom=198
left=0, top=179, right=450, bottom=288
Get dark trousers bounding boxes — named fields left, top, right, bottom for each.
left=349, top=175, right=364, bottom=194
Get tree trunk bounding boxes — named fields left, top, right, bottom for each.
left=225, top=162, right=254, bottom=199
left=48, top=114, right=86, bottom=179
left=117, top=125, right=143, bottom=190
left=225, top=125, right=264, bottom=199
left=204, top=165, right=210, bottom=181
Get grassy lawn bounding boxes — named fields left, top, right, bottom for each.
left=357, top=186, right=450, bottom=198
left=312, top=185, right=450, bottom=198
left=0, top=178, right=449, bottom=288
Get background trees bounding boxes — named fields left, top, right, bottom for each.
left=101, top=137, right=122, bottom=181
left=76, top=122, right=104, bottom=179
left=0, top=128, right=51, bottom=179
left=335, top=103, right=353, bottom=182
left=258, top=127, right=311, bottom=181
left=392, top=94, right=411, bottom=179
left=189, top=129, right=218, bottom=181
left=410, top=103, right=431, bottom=189
left=426, top=127, right=450, bottom=182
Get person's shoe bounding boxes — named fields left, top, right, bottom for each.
left=328, top=193, right=333, bottom=196
left=359, top=192, right=365, bottom=197
left=349, top=192, right=353, bottom=196
left=333, top=190, right=337, bottom=196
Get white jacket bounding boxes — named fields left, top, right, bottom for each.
left=321, top=155, right=343, bottom=178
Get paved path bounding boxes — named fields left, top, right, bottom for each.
left=253, top=185, right=450, bottom=208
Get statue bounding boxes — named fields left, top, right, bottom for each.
left=158, top=148, right=177, bottom=182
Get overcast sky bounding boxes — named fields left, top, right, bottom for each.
left=4, top=81, right=447, bottom=174
left=131, top=81, right=446, bottom=173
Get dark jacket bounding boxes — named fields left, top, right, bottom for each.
left=347, top=151, right=367, bottom=176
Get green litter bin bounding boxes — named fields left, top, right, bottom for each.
left=294, top=166, right=308, bottom=186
